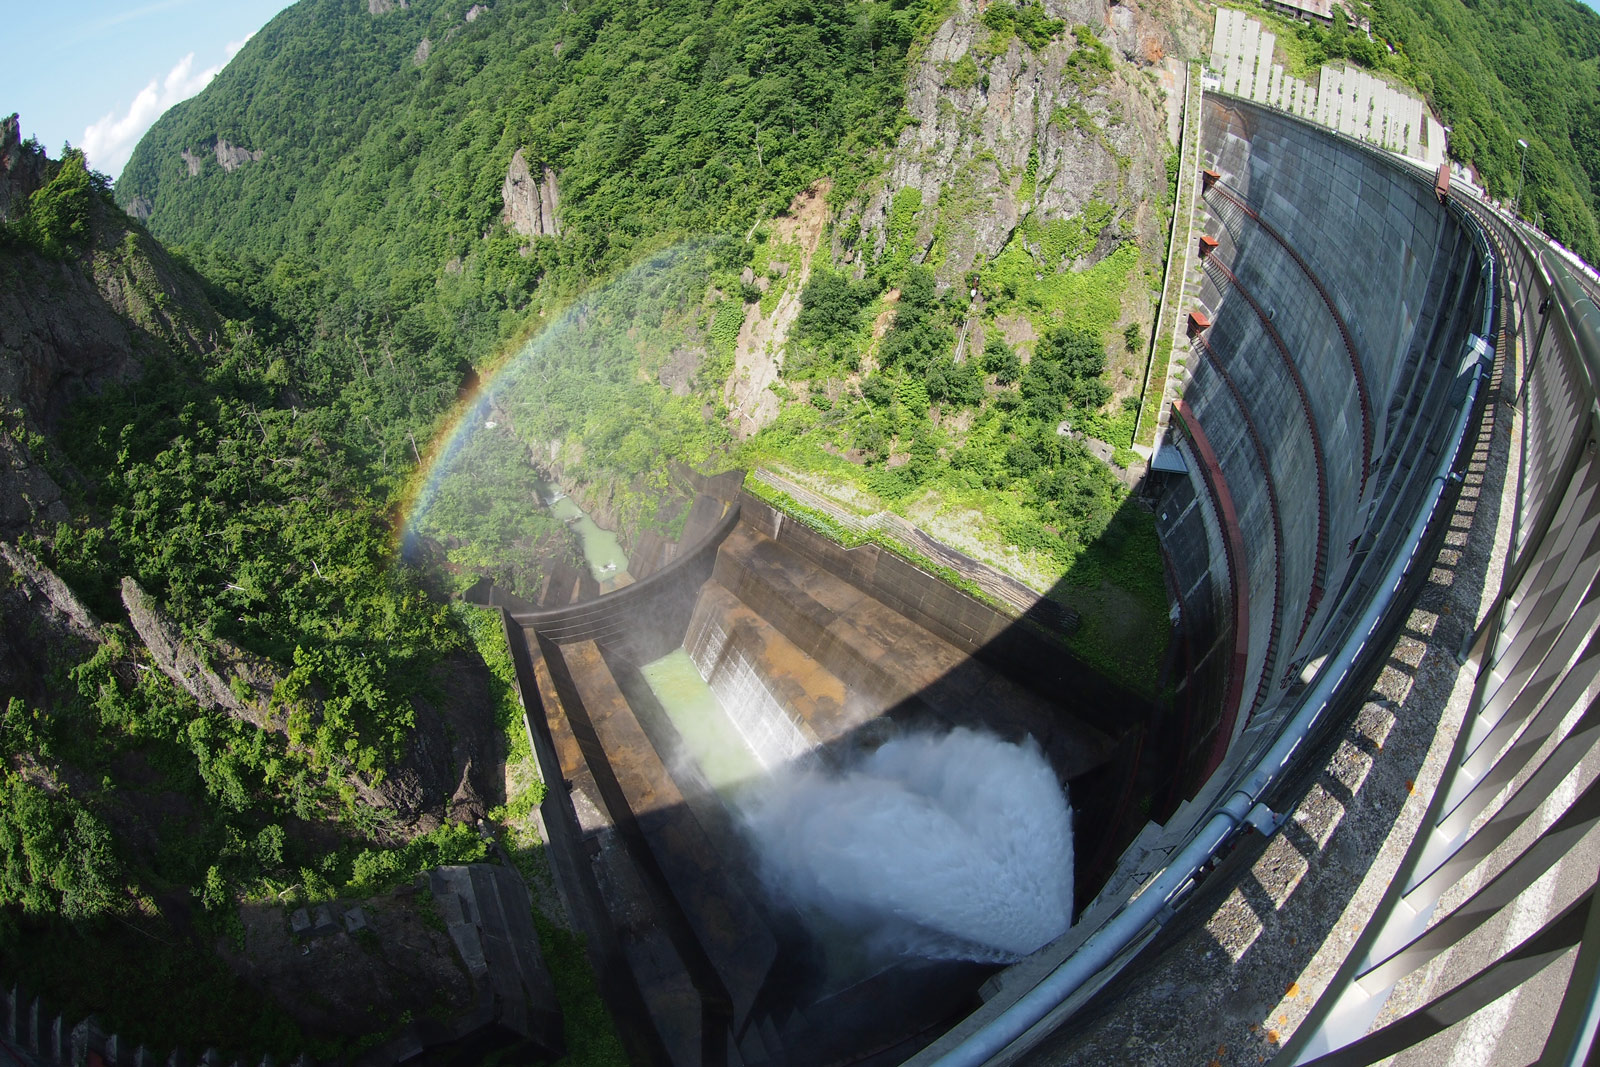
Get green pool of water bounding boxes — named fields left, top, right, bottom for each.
left=639, top=649, right=763, bottom=793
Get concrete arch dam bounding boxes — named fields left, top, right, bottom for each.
left=495, top=95, right=1497, bottom=1067
left=1155, top=94, right=1490, bottom=794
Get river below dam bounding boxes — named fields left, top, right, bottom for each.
left=536, top=478, right=631, bottom=583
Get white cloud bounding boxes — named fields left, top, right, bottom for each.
left=81, top=40, right=249, bottom=180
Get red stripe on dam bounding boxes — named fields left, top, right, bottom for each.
left=1174, top=398, right=1250, bottom=779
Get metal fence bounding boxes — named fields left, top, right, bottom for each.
left=1272, top=200, right=1600, bottom=1065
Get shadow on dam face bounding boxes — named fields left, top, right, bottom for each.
left=478, top=469, right=1176, bottom=1066
left=475, top=92, right=1498, bottom=1065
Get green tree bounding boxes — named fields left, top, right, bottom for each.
left=26, top=151, right=97, bottom=257
left=0, top=775, right=121, bottom=920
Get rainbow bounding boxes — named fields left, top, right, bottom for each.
left=396, top=240, right=712, bottom=554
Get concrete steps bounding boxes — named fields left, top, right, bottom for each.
left=712, top=523, right=1115, bottom=776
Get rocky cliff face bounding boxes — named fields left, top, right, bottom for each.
left=0, top=542, right=104, bottom=708
left=838, top=0, right=1184, bottom=291
left=0, top=115, right=46, bottom=223
left=1, top=131, right=223, bottom=538
left=501, top=149, right=562, bottom=239
left=213, top=139, right=265, bottom=172
left=121, top=577, right=284, bottom=732
left=725, top=181, right=831, bottom=438
left=0, top=202, right=220, bottom=435
left=119, top=573, right=493, bottom=832
left=180, top=139, right=265, bottom=176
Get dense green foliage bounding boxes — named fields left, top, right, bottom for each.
left=980, top=0, right=1066, bottom=51
left=121, top=0, right=950, bottom=328
left=0, top=762, right=119, bottom=921
left=1235, top=0, right=1600, bottom=258
left=1373, top=0, right=1600, bottom=256
left=0, top=148, right=112, bottom=259
left=120, top=0, right=957, bottom=581
left=53, top=341, right=460, bottom=782
left=0, top=141, right=519, bottom=1056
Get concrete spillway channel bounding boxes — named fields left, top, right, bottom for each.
left=490, top=472, right=1157, bottom=1065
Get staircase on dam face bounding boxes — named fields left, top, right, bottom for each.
left=698, top=520, right=1117, bottom=780
left=510, top=482, right=1141, bottom=1066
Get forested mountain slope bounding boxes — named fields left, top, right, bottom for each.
left=119, top=0, right=1198, bottom=690
left=1368, top=0, right=1600, bottom=258
left=0, top=120, right=562, bottom=1058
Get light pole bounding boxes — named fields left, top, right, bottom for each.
left=1515, top=138, right=1529, bottom=218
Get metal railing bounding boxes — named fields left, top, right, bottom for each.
left=1274, top=200, right=1600, bottom=1066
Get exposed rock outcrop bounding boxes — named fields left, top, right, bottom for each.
left=500, top=149, right=561, bottom=238
left=413, top=37, right=432, bottom=65
left=838, top=0, right=1179, bottom=290
left=213, top=139, right=264, bottom=172
left=0, top=114, right=47, bottom=223
left=368, top=0, right=409, bottom=13
left=120, top=576, right=284, bottom=731
left=725, top=180, right=830, bottom=438
left=0, top=542, right=101, bottom=643
left=0, top=206, right=220, bottom=433
left=0, top=542, right=103, bottom=709
left=0, top=419, right=67, bottom=535
left=465, top=4, right=488, bottom=20
left=180, top=141, right=266, bottom=175
left=1, top=152, right=221, bottom=538
left=118, top=577, right=499, bottom=832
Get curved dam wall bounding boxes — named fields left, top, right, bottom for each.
left=1156, top=94, right=1491, bottom=792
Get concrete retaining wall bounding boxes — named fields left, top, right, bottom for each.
left=510, top=497, right=741, bottom=661
left=737, top=494, right=1149, bottom=738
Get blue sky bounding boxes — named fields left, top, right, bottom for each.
left=3, top=1, right=296, bottom=179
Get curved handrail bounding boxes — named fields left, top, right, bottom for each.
left=1273, top=191, right=1600, bottom=1067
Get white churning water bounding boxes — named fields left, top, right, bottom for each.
left=741, top=727, right=1074, bottom=964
